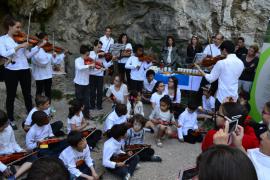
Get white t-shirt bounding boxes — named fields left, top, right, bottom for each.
left=150, top=92, right=165, bottom=108
left=203, top=43, right=221, bottom=57
left=143, top=79, right=157, bottom=92
left=167, top=46, right=172, bottom=63
left=177, top=108, right=198, bottom=139
left=202, top=95, right=215, bottom=112
left=106, top=84, right=129, bottom=104
left=24, top=107, right=50, bottom=126
left=149, top=106, right=174, bottom=122
left=67, top=112, right=84, bottom=133
left=103, top=111, right=127, bottom=132
left=247, top=148, right=270, bottom=180
left=164, top=85, right=181, bottom=103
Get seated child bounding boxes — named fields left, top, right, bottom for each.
left=142, top=70, right=157, bottom=103
left=103, top=103, right=128, bottom=136
left=149, top=95, right=178, bottom=147
left=23, top=95, right=64, bottom=136
left=198, top=85, right=215, bottom=117
left=127, top=90, right=144, bottom=118
left=150, top=81, right=165, bottom=109
left=67, top=100, right=102, bottom=149
left=125, top=114, right=162, bottom=162
left=103, top=123, right=140, bottom=180
left=177, top=102, right=203, bottom=144
left=0, top=110, right=34, bottom=179
left=59, top=131, right=98, bottom=180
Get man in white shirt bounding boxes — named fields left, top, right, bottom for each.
left=203, top=34, right=223, bottom=57
left=99, top=26, right=114, bottom=53
left=195, top=40, right=244, bottom=110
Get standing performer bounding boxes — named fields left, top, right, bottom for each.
left=195, top=40, right=244, bottom=110
left=99, top=26, right=114, bottom=53
left=0, top=15, right=45, bottom=130
left=203, top=33, right=223, bottom=57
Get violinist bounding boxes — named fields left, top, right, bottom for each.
left=203, top=33, right=223, bottom=57
left=31, top=32, right=66, bottom=100
left=89, top=40, right=113, bottom=110
left=0, top=110, right=34, bottom=179
left=74, top=45, right=93, bottom=119
left=161, top=35, right=181, bottom=68
left=59, top=131, right=99, bottom=180
left=195, top=40, right=244, bottom=110
left=117, top=33, right=133, bottom=85
left=103, top=123, right=140, bottom=180
left=125, top=115, right=162, bottom=162
left=125, top=44, right=152, bottom=92
left=0, top=15, right=44, bottom=130
left=99, top=26, right=114, bottom=53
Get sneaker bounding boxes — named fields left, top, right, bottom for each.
left=9, top=121, right=17, bottom=130
left=156, top=139, right=163, bottom=147
left=135, top=163, right=141, bottom=170
left=123, top=173, right=131, bottom=180
left=150, top=155, right=162, bottom=162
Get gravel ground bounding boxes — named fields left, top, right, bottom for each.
left=0, top=82, right=202, bottom=180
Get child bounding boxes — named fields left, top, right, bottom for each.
left=103, top=123, right=140, bottom=180
left=103, top=103, right=128, bottom=135
left=127, top=90, right=144, bottom=118
left=200, top=85, right=215, bottom=115
left=0, top=110, right=33, bottom=179
left=74, top=45, right=93, bottom=119
left=149, top=96, right=178, bottom=147
left=177, top=102, right=202, bottom=144
left=125, top=114, right=162, bottom=162
left=142, top=70, right=157, bottom=103
left=67, top=100, right=102, bottom=149
left=150, top=81, right=165, bottom=109
left=59, top=131, right=98, bottom=180
left=125, top=44, right=152, bottom=92
left=23, top=95, right=63, bottom=136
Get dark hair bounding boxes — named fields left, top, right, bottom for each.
left=146, top=69, right=155, bottom=77
left=188, top=35, right=202, bottom=50
left=113, top=74, right=123, bottom=84
left=27, top=157, right=70, bottom=180
left=133, top=44, right=144, bottom=54
left=35, top=95, right=50, bottom=107
left=0, top=110, right=8, bottom=127
left=197, top=145, right=257, bottom=180
left=238, top=37, right=245, bottom=42
left=160, top=95, right=172, bottom=112
left=265, top=101, right=270, bottom=112
left=68, top=100, right=83, bottom=119
left=168, top=76, right=178, bottom=101
left=118, top=33, right=129, bottom=44
left=166, top=35, right=176, bottom=47
left=93, top=39, right=103, bottom=47
left=79, top=45, right=90, bottom=54
left=115, top=103, right=127, bottom=116
left=129, top=114, right=147, bottom=128
left=110, top=123, right=128, bottom=139
left=239, top=91, right=250, bottom=101
left=105, top=26, right=112, bottom=31
left=32, top=111, right=49, bottom=126
left=67, top=131, right=84, bottom=147
left=219, top=40, right=235, bottom=54
left=152, top=81, right=163, bottom=94
left=187, top=101, right=198, bottom=111
left=129, top=90, right=140, bottom=114
left=221, top=102, right=247, bottom=127
left=36, top=32, right=48, bottom=39
left=215, top=33, right=224, bottom=40
left=3, top=15, right=19, bottom=31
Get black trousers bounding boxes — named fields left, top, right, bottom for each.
left=35, top=78, right=52, bottom=99
left=4, top=69, right=32, bottom=121
left=86, top=129, right=102, bottom=149
left=118, top=63, right=131, bottom=83
left=130, top=79, right=143, bottom=93
left=89, top=75, right=104, bottom=109
left=138, top=147, right=155, bottom=161
left=75, top=83, right=90, bottom=118
left=183, top=129, right=203, bottom=144
left=215, top=99, right=222, bottom=112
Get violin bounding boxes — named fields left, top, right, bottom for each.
left=98, top=50, right=113, bottom=62
left=82, top=128, right=97, bottom=138
left=120, top=49, right=132, bottom=58
left=42, top=42, right=65, bottom=54
left=84, top=57, right=104, bottom=69
left=38, top=137, right=63, bottom=148
left=125, top=144, right=151, bottom=151
left=0, top=152, right=29, bottom=164
left=138, top=55, right=154, bottom=63
left=200, top=55, right=226, bottom=67
left=110, top=153, right=130, bottom=163
left=157, top=120, right=173, bottom=126
left=13, top=32, right=39, bottom=46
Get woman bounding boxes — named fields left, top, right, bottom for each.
left=0, top=15, right=46, bottom=129
left=161, top=36, right=181, bottom=68
left=117, top=33, right=132, bottom=85
left=239, top=44, right=259, bottom=93
left=186, top=35, right=203, bottom=63
left=106, top=74, right=129, bottom=106
left=31, top=32, right=66, bottom=100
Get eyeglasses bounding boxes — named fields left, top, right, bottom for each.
left=262, top=110, right=270, bottom=115
left=159, top=85, right=165, bottom=87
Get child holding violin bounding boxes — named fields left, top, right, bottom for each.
left=67, top=100, right=102, bottom=150
left=126, top=90, right=144, bottom=119
left=0, top=15, right=47, bottom=130
left=31, top=32, right=66, bottom=100
left=125, top=114, right=162, bottom=162
left=142, top=69, right=157, bottom=104
left=59, top=131, right=99, bottom=180
left=0, top=109, right=34, bottom=179
left=89, top=40, right=113, bottom=110
left=103, top=123, right=140, bottom=180
left=125, top=44, right=152, bottom=92
left=74, top=45, right=94, bottom=119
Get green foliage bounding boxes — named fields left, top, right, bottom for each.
left=51, top=89, right=63, bottom=100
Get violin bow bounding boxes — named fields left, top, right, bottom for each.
left=7, top=151, right=38, bottom=166
left=206, top=29, right=213, bottom=57
left=85, top=128, right=97, bottom=139
left=26, top=12, right=32, bottom=44
left=123, top=146, right=147, bottom=164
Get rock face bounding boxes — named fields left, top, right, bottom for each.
left=1, top=0, right=270, bottom=76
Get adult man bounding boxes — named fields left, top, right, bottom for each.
left=235, top=37, right=248, bottom=59
left=203, top=33, right=224, bottom=57
left=99, top=26, right=114, bottom=53
left=196, top=40, right=244, bottom=110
